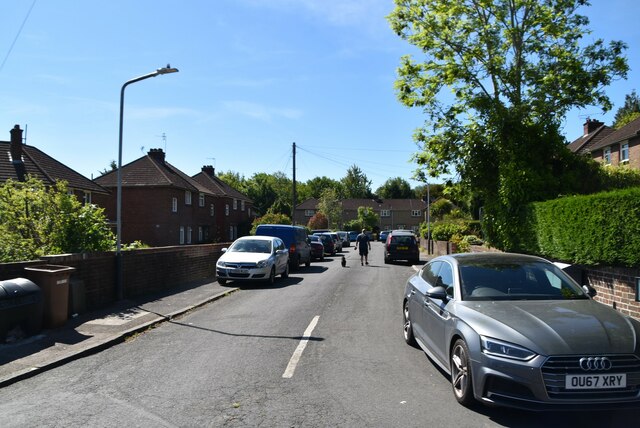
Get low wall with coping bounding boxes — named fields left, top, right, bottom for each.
left=0, top=243, right=227, bottom=312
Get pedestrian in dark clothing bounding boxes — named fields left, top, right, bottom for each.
left=354, top=229, right=371, bottom=266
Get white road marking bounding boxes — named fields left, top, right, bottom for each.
left=282, top=315, right=320, bottom=378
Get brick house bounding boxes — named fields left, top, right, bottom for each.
left=0, top=124, right=108, bottom=201
left=568, top=117, right=640, bottom=169
left=93, top=149, right=244, bottom=246
left=192, top=165, right=256, bottom=240
left=294, top=198, right=427, bottom=233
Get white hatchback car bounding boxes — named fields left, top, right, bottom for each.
left=216, top=236, right=290, bottom=285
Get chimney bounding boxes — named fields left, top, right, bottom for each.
left=202, top=165, right=215, bottom=177
left=583, top=118, right=604, bottom=136
left=147, top=148, right=166, bottom=163
left=10, top=124, right=23, bottom=163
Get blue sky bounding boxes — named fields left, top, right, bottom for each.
left=2, top=0, right=638, bottom=191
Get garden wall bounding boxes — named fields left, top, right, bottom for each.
left=0, top=244, right=226, bottom=312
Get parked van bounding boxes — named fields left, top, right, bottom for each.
left=255, top=224, right=312, bottom=269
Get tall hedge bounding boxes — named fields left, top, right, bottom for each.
left=518, top=187, right=640, bottom=266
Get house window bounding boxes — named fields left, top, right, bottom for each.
left=305, top=210, right=315, bottom=217
left=229, top=226, right=234, bottom=240
left=172, top=197, right=178, bottom=212
left=604, top=147, right=611, bottom=165
left=225, top=204, right=230, bottom=216
left=179, top=226, right=185, bottom=244
left=83, top=191, right=92, bottom=205
left=411, top=210, right=421, bottom=217
left=185, top=190, right=192, bottom=205
left=187, top=227, right=192, bottom=244
left=621, top=143, right=629, bottom=163
left=248, top=208, right=251, bottom=217
left=210, top=204, right=215, bottom=217
left=199, top=193, right=205, bottom=207
left=198, top=226, right=203, bottom=242
left=241, top=200, right=245, bottom=211
left=381, top=210, right=390, bottom=217
left=233, top=199, right=238, bottom=210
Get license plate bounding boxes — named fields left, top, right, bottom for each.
left=565, top=374, right=626, bottom=389
left=397, top=246, right=408, bottom=250
left=232, top=268, right=249, bottom=274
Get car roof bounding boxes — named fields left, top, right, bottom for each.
left=238, top=235, right=278, bottom=241
left=436, top=252, right=547, bottom=266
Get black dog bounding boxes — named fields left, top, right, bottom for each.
left=341, top=255, right=346, bottom=267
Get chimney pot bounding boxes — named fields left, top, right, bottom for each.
left=147, top=148, right=166, bottom=163
left=202, top=165, right=215, bottom=177
left=9, top=124, right=23, bottom=163
left=583, top=118, right=604, bottom=136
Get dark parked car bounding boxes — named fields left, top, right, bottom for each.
left=308, top=235, right=325, bottom=261
left=384, top=230, right=419, bottom=264
left=403, top=252, right=640, bottom=410
left=315, top=233, right=335, bottom=256
left=255, top=224, right=311, bottom=269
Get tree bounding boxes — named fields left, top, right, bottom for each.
left=98, top=160, right=117, bottom=176
left=388, top=0, right=628, bottom=250
left=341, top=165, right=372, bottom=199
left=376, top=177, right=414, bottom=199
left=356, top=206, right=379, bottom=231
left=613, top=90, right=640, bottom=129
left=317, top=188, right=343, bottom=229
left=250, top=212, right=291, bottom=234
left=303, top=176, right=344, bottom=199
left=0, top=177, right=115, bottom=262
left=307, top=212, right=329, bottom=230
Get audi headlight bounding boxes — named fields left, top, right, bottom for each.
left=481, top=336, right=536, bottom=361
left=256, top=260, right=269, bottom=268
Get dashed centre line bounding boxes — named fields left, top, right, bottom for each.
left=282, top=315, right=320, bottom=378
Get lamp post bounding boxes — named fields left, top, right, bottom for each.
left=116, top=65, right=179, bottom=299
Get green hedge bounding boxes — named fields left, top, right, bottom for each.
left=518, top=187, right=640, bottom=266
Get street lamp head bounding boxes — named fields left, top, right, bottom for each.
left=156, top=64, right=179, bottom=75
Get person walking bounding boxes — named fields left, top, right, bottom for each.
left=354, top=229, right=371, bottom=266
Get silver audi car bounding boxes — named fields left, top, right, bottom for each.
left=403, top=252, right=640, bottom=410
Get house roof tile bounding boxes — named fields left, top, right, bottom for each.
left=192, top=170, right=251, bottom=201
left=94, top=150, right=211, bottom=194
left=0, top=141, right=108, bottom=193
left=588, top=115, right=640, bottom=151
left=567, top=125, right=615, bottom=154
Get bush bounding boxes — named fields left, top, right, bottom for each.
left=430, top=198, right=454, bottom=219
left=431, top=222, right=467, bottom=241
left=450, top=234, right=471, bottom=253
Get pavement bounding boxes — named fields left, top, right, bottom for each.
left=0, top=278, right=237, bottom=388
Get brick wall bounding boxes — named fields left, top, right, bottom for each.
left=583, top=265, right=640, bottom=320
left=0, top=243, right=227, bottom=312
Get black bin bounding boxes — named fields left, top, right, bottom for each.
left=0, top=278, right=43, bottom=343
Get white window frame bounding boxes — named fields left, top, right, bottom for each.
left=198, top=226, right=203, bottom=242
left=210, top=204, right=215, bottom=217
left=199, top=193, right=205, bottom=207
left=241, top=200, right=245, bottom=211
left=187, top=227, right=192, bottom=244
left=83, top=191, right=92, bottom=205
left=185, top=190, right=192, bottom=205
left=621, top=143, right=629, bottom=163
left=380, top=209, right=390, bottom=217
left=225, top=204, right=230, bottom=216
left=233, top=198, right=238, bottom=210
left=172, top=197, right=178, bottom=213
left=411, top=210, right=421, bottom=217
left=229, top=226, right=234, bottom=240
left=179, top=226, right=185, bottom=244
left=305, top=209, right=315, bottom=217
left=604, top=147, right=611, bottom=165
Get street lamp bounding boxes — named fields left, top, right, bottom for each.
left=116, top=65, right=178, bottom=299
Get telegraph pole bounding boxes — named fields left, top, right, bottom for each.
left=292, top=142, right=297, bottom=225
